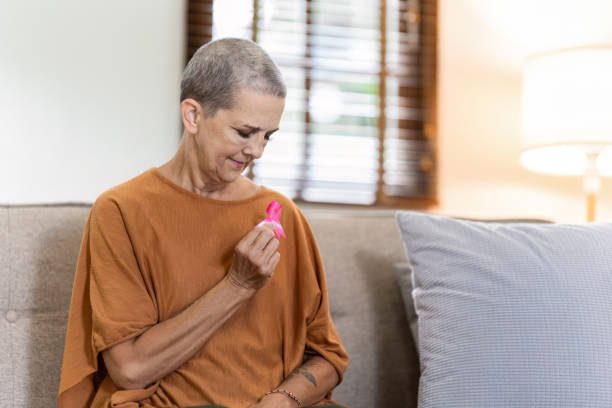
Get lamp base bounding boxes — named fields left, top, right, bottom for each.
left=584, top=153, right=602, bottom=222
left=586, top=193, right=597, bottom=222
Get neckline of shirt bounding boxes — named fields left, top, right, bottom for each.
left=149, top=167, right=269, bottom=205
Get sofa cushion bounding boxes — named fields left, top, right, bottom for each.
left=0, top=318, right=12, bottom=406
left=12, top=312, right=69, bottom=406
left=8, top=206, right=89, bottom=312
left=1, top=205, right=90, bottom=407
left=1, top=208, right=9, bottom=310
left=396, top=211, right=612, bottom=408
left=394, top=262, right=419, bottom=348
left=305, top=213, right=419, bottom=408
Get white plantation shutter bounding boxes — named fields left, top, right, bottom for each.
left=186, top=0, right=437, bottom=206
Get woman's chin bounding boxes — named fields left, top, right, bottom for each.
left=218, top=169, right=244, bottom=184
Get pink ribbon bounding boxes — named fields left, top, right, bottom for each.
left=256, top=201, right=286, bottom=239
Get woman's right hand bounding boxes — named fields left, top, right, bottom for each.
left=226, top=224, right=281, bottom=291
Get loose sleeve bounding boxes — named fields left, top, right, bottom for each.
left=57, top=195, right=158, bottom=408
left=89, top=195, right=159, bottom=352
left=294, top=210, right=349, bottom=385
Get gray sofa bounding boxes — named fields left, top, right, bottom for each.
left=0, top=204, right=418, bottom=407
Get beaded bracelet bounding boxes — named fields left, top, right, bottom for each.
left=264, top=388, right=304, bottom=407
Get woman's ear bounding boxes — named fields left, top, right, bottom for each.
left=181, top=99, right=201, bottom=134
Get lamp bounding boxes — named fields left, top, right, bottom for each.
left=520, top=46, right=612, bottom=222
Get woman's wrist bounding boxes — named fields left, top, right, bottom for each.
left=263, top=389, right=303, bottom=407
left=260, top=393, right=297, bottom=407
left=221, top=274, right=256, bottom=299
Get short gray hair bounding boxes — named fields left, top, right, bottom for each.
left=180, top=38, right=286, bottom=117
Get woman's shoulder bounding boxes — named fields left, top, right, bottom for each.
left=92, top=168, right=158, bottom=211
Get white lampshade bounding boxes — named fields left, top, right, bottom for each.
left=520, top=46, right=612, bottom=177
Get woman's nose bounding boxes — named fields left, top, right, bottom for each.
left=243, top=135, right=265, bottom=159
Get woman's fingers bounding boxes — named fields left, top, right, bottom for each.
left=239, top=225, right=270, bottom=250
left=259, top=229, right=280, bottom=271
left=264, top=251, right=281, bottom=272
left=262, top=233, right=279, bottom=254
left=235, top=225, right=274, bottom=259
left=250, top=227, right=275, bottom=254
left=228, top=223, right=280, bottom=290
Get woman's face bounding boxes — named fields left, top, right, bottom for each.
left=195, top=87, right=285, bottom=185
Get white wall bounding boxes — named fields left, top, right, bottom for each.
left=0, top=0, right=186, bottom=204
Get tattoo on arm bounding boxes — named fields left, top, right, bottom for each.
left=288, top=367, right=318, bottom=388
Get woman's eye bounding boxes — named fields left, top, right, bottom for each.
left=237, top=130, right=250, bottom=138
left=265, top=134, right=274, bottom=142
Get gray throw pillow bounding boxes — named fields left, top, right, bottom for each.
left=395, top=211, right=612, bottom=408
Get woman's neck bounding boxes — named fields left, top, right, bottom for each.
left=158, top=133, right=258, bottom=201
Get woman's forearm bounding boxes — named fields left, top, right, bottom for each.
left=258, top=355, right=339, bottom=407
left=104, top=224, right=279, bottom=390
left=103, top=276, right=254, bottom=389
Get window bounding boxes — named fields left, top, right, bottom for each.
left=186, top=0, right=437, bottom=207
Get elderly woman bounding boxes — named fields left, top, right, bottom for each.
left=57, top=38, right=348, bottom=408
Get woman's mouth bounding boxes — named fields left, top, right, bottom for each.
left=229, top=158, right=245, bottom=168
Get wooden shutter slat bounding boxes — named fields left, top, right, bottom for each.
left=188, top=14, right=212, bottom=25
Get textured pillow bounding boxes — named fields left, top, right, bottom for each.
left=395, top=211, right=612, bottom=408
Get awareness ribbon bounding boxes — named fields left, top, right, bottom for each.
left=256, top=201, right=287, bottom=239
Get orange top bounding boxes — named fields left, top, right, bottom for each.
left=57, top=168, right=348, bottom=408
